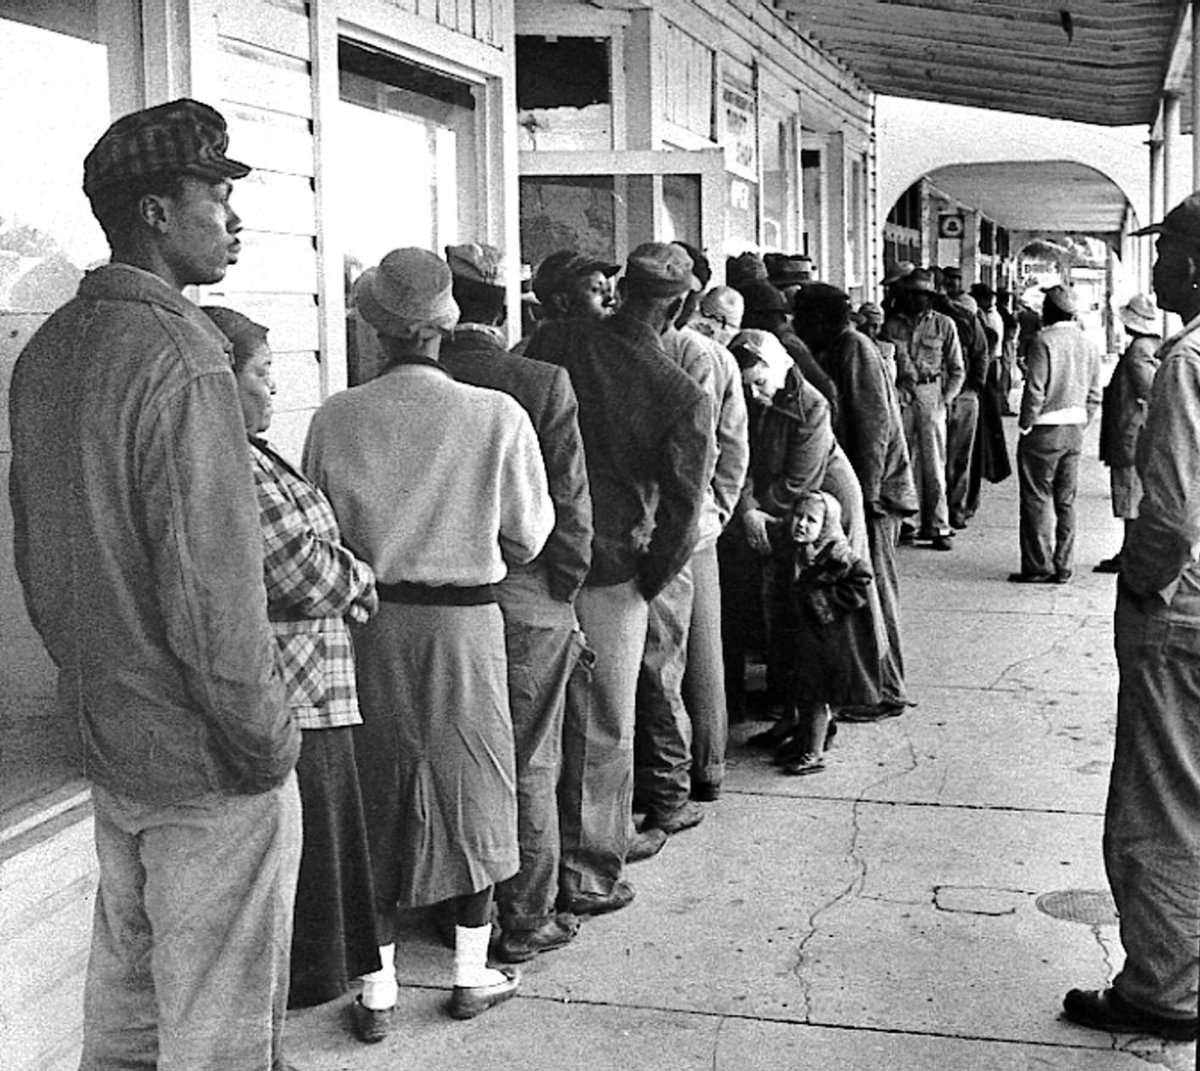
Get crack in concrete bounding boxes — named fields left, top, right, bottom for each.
left=710, top=1015, right=725, bottom=1071
left=982, top=615, right=1094, bottom=693
left=789, top=726, right=923, bottom=1024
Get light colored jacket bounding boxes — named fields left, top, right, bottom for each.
left=663, top=326, right=749, bottom=549
left=1018, top=320, right=1102, bottom=430
left=1122, top=315, right=1200, bottom=613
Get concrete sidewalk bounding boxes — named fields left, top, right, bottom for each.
left=287, top=415, right=1192, bottom=1070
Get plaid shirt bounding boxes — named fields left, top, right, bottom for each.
left=250, top=439, right=377, bottom=730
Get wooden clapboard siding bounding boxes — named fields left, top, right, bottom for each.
left=0, top=805, right=97, bottom=1071
left=219, top=41, right=314, bottom=119
left=230, top=233, right=320, bottom=294
left=224, top=104, right=315, bottom=178
left=217, top=0, right=312, bottom=59
left=235, top=170, right=318, bottom=236
left=204, top=293, right=321, bottom=355
left=271, top=350, right=324, bottom=415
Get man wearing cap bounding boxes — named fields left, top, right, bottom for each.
left=9, top=99, right=302, bottom=1069
left=438, top=242, right=594, bottom=963
left=938, top=267, right=989, bottom=531
left=632, top=245, right=748, bottom=822
left=884, top=268, right=964, bottom=549
left=530, top=250, right=620, bottom=324
left=1008, top=284, right=1101, bottom=583
left=691, top=286, right=745, bottom=348
left=525, top=241, right=712, bottom=917
left=1062, top=194, right=1200, bottom=1041
left=1095, top=294, right=1161, bottom=573
left=305, top=247, right=553, bottom=1024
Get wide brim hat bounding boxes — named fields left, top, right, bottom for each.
left=1118, top=293, right=1160, bottom=334
left=354, top=248, right=459, bottom=338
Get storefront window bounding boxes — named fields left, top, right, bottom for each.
left=336, top=43, right=478, bottom=268
left=761, top=116, right=794, bottom=252
left=336, top=41, right=479, bottom=382
left=519, top=175, right=617, bottom=268
left=1, top=4, right=128, bottom=821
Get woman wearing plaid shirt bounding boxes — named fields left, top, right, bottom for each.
left=203, top=307, right=383, bottom=1023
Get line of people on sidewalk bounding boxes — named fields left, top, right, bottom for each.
left=9, top=97, right=920, bottom=1071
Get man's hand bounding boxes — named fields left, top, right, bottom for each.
left=743, top=508, right=774, bottom=556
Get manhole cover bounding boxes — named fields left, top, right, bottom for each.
left=1036, top=888, right=1118, bottom=925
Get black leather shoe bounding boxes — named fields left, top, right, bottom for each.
left=930, top=535, right=953, bottom=551
left=625, top=827, right=667, bottom=863
left=647, top=800, right=704, bottom=835
left=1093, top=556, right=1122, bottom=574
left=1007, top=572, right=1055, bottom=584
left=448, top=966, right=520, bottom=1019
left=349, top=997, right=394, bottom=1043
left=1062, top=987, right=1198, bottom=1040
left=561, top=879, right=635, bottom=917
left=691, top=780, right=721, bottom=802
left=495, top=912, right=580, bottom=963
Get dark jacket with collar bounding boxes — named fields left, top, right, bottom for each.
left=525, top=312, right=712, bottom=601
left=9, top=264, right=298, bottom=804
left=439, top=324, right=593, bottom=603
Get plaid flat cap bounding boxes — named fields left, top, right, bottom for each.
left=83, top=98, right=251, bottom=199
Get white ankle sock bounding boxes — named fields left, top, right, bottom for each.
left=359, top=944, right=398, bottom=1009
left=454, top=924, right=507, bottom=988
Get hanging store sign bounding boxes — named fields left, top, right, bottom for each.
left=938, top=212, right=965, bottom=239
left=721, top=71, right=757, bottom=182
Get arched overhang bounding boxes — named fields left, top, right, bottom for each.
left=876, top=97, right=1149, bottom=237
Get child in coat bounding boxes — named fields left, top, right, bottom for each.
left=772, top=491, right=879, bottom=775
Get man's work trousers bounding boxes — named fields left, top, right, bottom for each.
left=1016, top=423, right=1083, bottom=578
left=80, top=773, right=302, bottom=1071
left=945, top=388, right=979, bottom=526
left=902, top=382, right=951, bottom=536
left=682, top=542, right=728, bottom=792
left=559, top=579, right=649, bottom=898
left=1104, top=585, right=1200, bottom=1021
left=868, top=512, right=909, bottom=707
left=495, top=568, right=584, bottom=931
left=635, top=562, right=695, bottom=822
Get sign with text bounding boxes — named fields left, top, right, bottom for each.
left=721, top=71, right=757, bottom=182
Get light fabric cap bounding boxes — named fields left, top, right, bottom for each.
left=626, top=242, right=701, bottom=297
left=1041, top=284, right=1079, bottom=316
left=857, top=302, right=884, bottom=325
left=355, top=248, right=460, bottom=339
left=1118, top=293, right=1160, bottom=334
left=699, top=285, right=745, bottom=328
left=445, top=242, right=506, bottom=288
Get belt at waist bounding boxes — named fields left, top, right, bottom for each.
left=916, top=373, right=941, bottom=385
left=376, top=582, right=496, bottom=606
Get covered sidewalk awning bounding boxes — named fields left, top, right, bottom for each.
left=776, top=0, right=1183, bottom=128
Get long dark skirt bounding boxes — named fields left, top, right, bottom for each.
left=289, top=727, right=382, bottom=1008
left=353, top=601, right=519, bottom=915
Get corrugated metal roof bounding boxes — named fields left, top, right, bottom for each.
left=775, top=0, right=1182, bottom=127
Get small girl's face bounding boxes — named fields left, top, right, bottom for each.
left=790, top=500, right=826, bottom=545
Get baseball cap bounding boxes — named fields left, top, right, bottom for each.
left=531, top=251, right=620, bottom=305
left=83, top=98, right=250, bottom=200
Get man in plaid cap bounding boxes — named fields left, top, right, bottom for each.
left=9, top=99, right=302, bottom=1070
left=526, top=241, right=713, bottom=916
